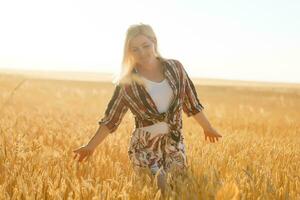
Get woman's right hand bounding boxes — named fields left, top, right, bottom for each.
left=73, top=145, right=95, bottom=162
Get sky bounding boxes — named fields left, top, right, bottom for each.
left=0, top=0, right=299, bottom=83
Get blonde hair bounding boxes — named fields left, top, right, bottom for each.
left=113, top=23, right=164, bottom=85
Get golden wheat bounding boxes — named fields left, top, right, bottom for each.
left=0, top=73, right=299, bottom=200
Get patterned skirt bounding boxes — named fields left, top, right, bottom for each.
left=128, top=128, right=188, bottom=176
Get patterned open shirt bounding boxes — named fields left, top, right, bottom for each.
left=98, top=58, right=204, bottom=142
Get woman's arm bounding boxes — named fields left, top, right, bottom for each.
left=192, top=111, right=213, bottom=130
left=192, top=111, right=222, bottom=142
left=73, top=125, right=110, bottom=162
left=86, top=125, right=110, bottom=149
left=73, top=84, right=128, bottom=162
left=175, top=60, right=222, bottom=142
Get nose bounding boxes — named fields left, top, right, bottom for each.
left=140, top=50, right=146, bottom=57
left=137, top=48, right=145, bottom=56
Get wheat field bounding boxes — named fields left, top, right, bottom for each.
left=0, top=73, right=299, bottom=200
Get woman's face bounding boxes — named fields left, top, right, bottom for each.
left=129, top=34, right=157, bottom=65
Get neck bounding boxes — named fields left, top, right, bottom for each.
left=136, top=58, right=160, bottom=73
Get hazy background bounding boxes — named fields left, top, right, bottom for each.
left=0, top=0, right=299, bottom=83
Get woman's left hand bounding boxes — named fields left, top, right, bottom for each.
left=203, top=127, right=222, bottom=143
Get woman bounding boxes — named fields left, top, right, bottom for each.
left=73, top=23, right=222, bottom=193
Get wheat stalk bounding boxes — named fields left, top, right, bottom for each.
left=0, top=79, right=27, bottom=116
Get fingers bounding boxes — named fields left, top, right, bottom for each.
left=215, top=131, right=222, bottom=137
left=83, top=154, right=91, bottom=162
left=211, top=137, right=215, bottom=143
left=82, top=153, right=92, bottom=162
left=73, top=149, right=80, bottom=159
left=78, top=153, right=88, bottom=162
left=78, top=155, right=85, bottom=162
left=73, top=149, right=91, bottom=163
left=207, top=135, right=214, bottom=143
left=204, top=129, right=223, bottom=143
left=205, top=135, right=220, bottom=143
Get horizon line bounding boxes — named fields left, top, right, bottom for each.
left=0, top=67, right=299, bottom=86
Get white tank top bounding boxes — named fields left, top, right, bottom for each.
left=138, top=76, right=174, bottom=134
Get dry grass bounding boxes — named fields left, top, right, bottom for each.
left=0, top=73, right=299, bottom=200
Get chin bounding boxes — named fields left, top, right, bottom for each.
left=137, top=60, right=149, bottom=65
left=140, top=57, right=155, bottom=63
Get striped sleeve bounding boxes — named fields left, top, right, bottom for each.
left=179, top=61, right=204, bottom=117
left=98, top=84, right=128, bottom=133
